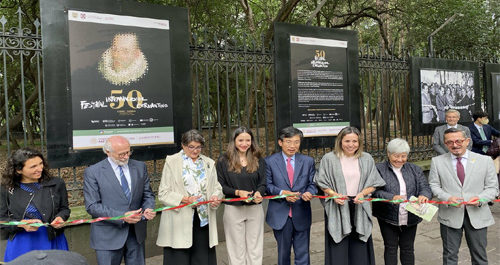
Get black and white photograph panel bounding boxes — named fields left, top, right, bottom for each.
left=420, top=69, right=475, bottom=124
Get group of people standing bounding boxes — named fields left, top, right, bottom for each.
left=1, top=122, right=498, bottom=265
left=421, top=82, right=475, bottom=123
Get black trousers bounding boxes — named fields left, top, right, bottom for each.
left=377, top=219, right=418, bottom=265
left=163, top=213, right=216, bottom=265
left=324, top=200, right=375, bottom=265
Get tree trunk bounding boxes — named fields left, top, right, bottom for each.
left=0, top=86, right=38, bottom=138
left=26, top=111, right=35, bottom=146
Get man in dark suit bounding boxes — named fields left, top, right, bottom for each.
left=265, top=126, right=317, bottom=265
left=84, top=135, right=156, bottom=265
left=469, top=111, right=500, bottom=155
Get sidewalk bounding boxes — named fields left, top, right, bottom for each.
left=146, top=204, right=500, bottom=265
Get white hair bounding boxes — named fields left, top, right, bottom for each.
left=386, top=138, right=410, bottom=155
left=445, top=109, right=460, bottom=118
left=102, top=139, right=113, bottom=154
left=102, top=135, right=129, bottom=154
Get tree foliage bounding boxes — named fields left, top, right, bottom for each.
left=134, top=0, right=498, bottom=56
left=0, top=0, right=497, bottom=148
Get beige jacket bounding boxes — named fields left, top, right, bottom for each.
left=156, top=151, right=223, bottom=248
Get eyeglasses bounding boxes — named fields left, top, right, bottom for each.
left=117, top=150, right=133, bottom=158
left=186, top=145, right=203, bottom=151
left=282, top=140, right=301, bottom=145
left=444, top=139, right=466, bottom=146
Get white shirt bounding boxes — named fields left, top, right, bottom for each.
left=451, top=150, right=469, bottom=174
left=108, top=157, right=132, bottom=191
left=392, top=166, right=408, bottom=226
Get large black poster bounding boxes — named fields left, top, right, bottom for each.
left=290, top=35, right=349, bottom=137
left=68, top=10, right=174, bottom=149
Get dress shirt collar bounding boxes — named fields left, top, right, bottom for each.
left=282, top=152, right=295, bottom=163
left=450, top=150, right=469, bottom=161
left=474, top=123, right=483, bottom=130
left=107, top=157, right=129, bottom=171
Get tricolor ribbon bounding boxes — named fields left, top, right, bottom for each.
left=1, top=195, right=498, bottom=227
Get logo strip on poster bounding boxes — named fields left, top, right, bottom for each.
left=290, top=35, right=347, bottom=48
left=68, top=10, right=169, bottom=30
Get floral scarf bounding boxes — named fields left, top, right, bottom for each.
left=181, top=151, right=208, bottom=227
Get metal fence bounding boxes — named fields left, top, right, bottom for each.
left=1, top=8, right=498, bottom=205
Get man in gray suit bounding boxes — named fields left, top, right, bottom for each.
left=433, top=109, right=471, bottom=155
left=429, top=128, right=499, bottom=265
left=84, top=135, right=156, bottom=265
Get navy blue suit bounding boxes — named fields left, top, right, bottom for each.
left=84, top=158, right=155, bottom=265
left=265, top=152, right=317, bottom=265
left=468, top=124, right=500, bottom=155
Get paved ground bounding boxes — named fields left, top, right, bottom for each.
left=146, top=204, right=500, bottom=265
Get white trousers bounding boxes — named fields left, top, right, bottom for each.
left=223, top=204, right=264, bottom=265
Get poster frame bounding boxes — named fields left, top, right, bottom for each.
left=485, top=63, right=500, bottom=129
left=274, top=22, right=360, bottom=149
left=41, top=0, right=191, bottom=168
left=410, top=57, right=480, bottom=136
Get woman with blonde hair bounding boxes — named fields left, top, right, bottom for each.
left=315, top=126, right=385, bottom=265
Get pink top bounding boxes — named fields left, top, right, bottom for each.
left=392, top=166, right=408, bottom=226
left=340, top=156, right=361, bottom=196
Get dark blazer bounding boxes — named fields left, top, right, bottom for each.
left=468, top=123, right=500, bottom=155
left=0, top=177, right=70, bottom=241
left=265, top=152, right=317, bottom=231
left=83, top=158, right=155, bottom=250
left=372, top=161, right=432, bottom=226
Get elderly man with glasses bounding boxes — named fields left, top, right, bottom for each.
left=84, top=135, right=156, bottom=265
left=432, top=109, right=472, bottom=155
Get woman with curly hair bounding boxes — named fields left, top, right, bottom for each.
left=0, top=148, right=70, bottom=262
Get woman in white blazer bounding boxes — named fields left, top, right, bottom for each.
left=156, top=129, right=223, bottom=265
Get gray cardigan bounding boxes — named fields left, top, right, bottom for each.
left=315, top=152, right=385, bottom=243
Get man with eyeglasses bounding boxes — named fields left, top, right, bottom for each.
left=429, top=128, right=498, bottom=265
left=83, top=135, right=156, bottom=265
left=265, top=126, right=317, bottom=265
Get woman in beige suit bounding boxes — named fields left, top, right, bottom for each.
left=156, top=129, right=223, bottom=265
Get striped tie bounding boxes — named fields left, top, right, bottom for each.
left=119, top=166, right=131, bottom=201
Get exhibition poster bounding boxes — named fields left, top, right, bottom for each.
left=290, top=35, right=349, bottom=137
left=68, top=10, right=174, bottom=149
